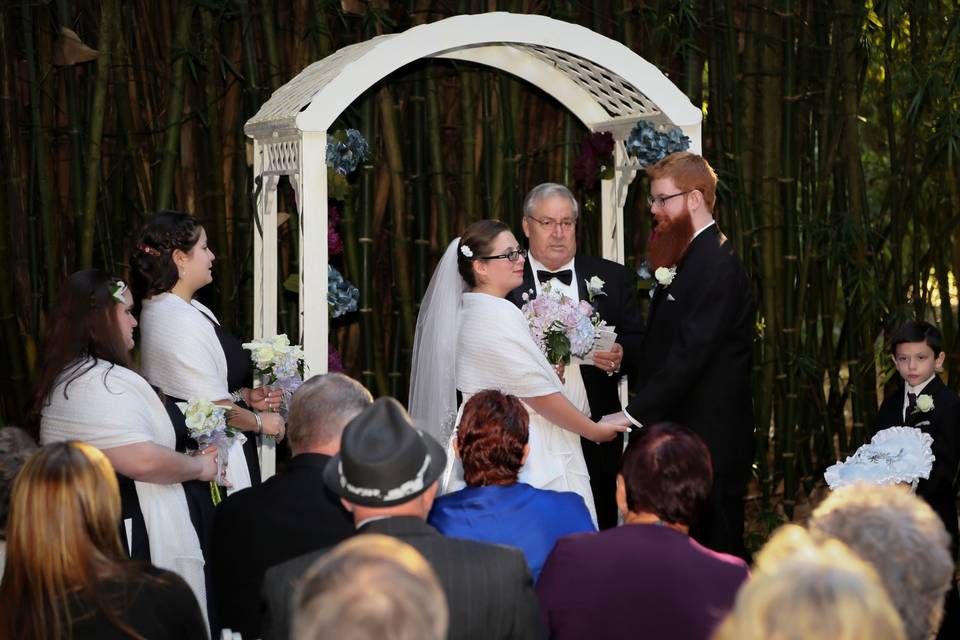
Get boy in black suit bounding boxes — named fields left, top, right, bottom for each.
left=875, top=320, right=960, bottom=552
left=874, top=320, right=960, bottom=640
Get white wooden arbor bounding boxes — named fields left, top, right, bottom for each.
left=244, top=12, right=701, bottom=475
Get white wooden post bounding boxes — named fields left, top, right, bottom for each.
left=300, top=132, right=329, bottom=379
left=253, top=145, right=279, bottom=479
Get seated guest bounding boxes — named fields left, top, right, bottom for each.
left=0, top=427, right=37, bottom=578
left=715, top=524, right=905, bottom=640
left=536, top=422, right=748, bottom=640
left=809, top=484, right=953, bottom=640
left=0, top=442, right=207, bottom=640
left=35, top=269, right=216, bottom=615
left=211, top=373, right=371, bottom=638
left=429, top=390, right=595, bottom=581
left=293, top=534, right=447, bottom=640
left=262, top=397, right=543, bottom=640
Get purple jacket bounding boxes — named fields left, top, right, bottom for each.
left=536, top=523, right=749, bottom=640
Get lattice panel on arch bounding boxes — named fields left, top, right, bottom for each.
left=525, top=45, right=659, bottom=118
left=247, top=34, right=394, bottom=131
left=262, top=139, right=300, bottom=175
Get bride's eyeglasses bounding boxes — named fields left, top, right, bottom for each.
left=477, top=248, right=527, bottom=262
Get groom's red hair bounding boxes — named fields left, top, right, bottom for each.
left=646, top=152, right=718, bottom=214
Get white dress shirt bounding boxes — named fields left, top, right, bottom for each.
left=902, top=374, right=936, bottom=422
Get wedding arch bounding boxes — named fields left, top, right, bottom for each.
left=244, top=11, right=701, bottom=475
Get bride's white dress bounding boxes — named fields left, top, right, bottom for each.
left=450, top=292, right=597, bottom=524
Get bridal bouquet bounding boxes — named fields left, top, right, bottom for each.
left=242, top=333, right=306, bottom=416
left=521, top=282, right=604, bottom=366
left=179, top=399, right=243, bottom=505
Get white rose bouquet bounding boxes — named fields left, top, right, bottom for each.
left=178, top=398, right=244, bottom=505
left=242, top=333, right=306, bottom=416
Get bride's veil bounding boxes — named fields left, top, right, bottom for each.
left=409, top=238, right=466, bottom=446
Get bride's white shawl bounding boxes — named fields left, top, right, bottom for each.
left=39, top=359, right=207, bottom=615
left=457, top=293, right=563, bottom=398
left=139, top=292, right=251, bottom=494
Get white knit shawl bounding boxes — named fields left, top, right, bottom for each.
left=139, top=292, right=251, bottom=494
left=39, top=359, right=207, bottom=615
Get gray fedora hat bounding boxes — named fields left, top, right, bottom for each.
left=324, top=397, right=447, bottom=507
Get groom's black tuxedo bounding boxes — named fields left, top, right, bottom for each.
left=874, top=376, right=960, bottom=551
left=508, top=254, right=644, bottom=529
left=624, top=224, right=754, bottom=555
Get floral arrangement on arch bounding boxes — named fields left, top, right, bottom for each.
left=626, top=121, right=690, bottom=167
left=521, top=282, right=606, bottom=366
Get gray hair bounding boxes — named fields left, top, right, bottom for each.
left=293, top=534, right=448, bottom=640
left=809, top=485, right=952, bottom=640
left=523, top=183, right=579, bottom=220
left=286, top=374, right=373, bottom=453
left=0, top=427, right=38, bottom=538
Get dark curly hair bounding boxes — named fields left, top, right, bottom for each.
left=131, top=211, right=202, bottom=300
left=621, top=422, right=713, bottom=526
left=457, top=390, right=529, bottom=486
left=457, top=219, right=511, bottom=287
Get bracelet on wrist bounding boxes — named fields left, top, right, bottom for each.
left=254, top=411, right=263, bottom=436
left=231, top=389, right=244, bottom=404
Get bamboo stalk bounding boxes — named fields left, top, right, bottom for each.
left=19, top=1, right=57, bottom=307
left=154, top=1, right=194, bottom=212
left=425, top=69, right=450, bottom=245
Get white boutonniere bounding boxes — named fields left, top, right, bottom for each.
left=585, top=276, right=606, bottom=303
left=914, top=394, right=934, bottom=414
left=654, top=266, right=677, bottom=287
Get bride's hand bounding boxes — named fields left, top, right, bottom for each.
left=591, top=420, right=629, bottom=443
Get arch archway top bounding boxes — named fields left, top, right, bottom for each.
left=244, top=12, right=702, bottom=141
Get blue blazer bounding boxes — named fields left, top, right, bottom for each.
left=429, top=483, right=596, bottom=582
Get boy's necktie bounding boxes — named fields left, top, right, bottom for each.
left=906, top=391, right=918, bottom=422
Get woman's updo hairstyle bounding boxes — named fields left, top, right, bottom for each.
left=457, top=219, right=511, bottom=287
left=131, top=211, right=202, bottom=299
left=457, top=389, right=529, bottom=486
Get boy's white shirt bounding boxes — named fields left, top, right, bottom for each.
left=902, top=373, right=937, bottom=422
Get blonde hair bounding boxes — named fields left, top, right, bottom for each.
left=293, top=534, right=448, bottom=640
left=808, top=484, right=952, bottom=640
left=0, top=442, right=139, bottom=640
left=713, top=525, right=905, bottom=640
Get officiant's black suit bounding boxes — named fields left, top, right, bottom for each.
left=508, top=255, right=644, bottom=529
left=624, top=224, right=754, bottom=556
left=260, top=516, right=544, bottom=640
left=875, top=376, right=960, bottom=640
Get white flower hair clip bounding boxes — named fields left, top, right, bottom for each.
left=110, top=280, right=129, bottom=304
left=460, top=244, right=474, bottom=258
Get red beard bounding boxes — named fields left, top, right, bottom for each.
left=647, top=208, right=695, bottom=270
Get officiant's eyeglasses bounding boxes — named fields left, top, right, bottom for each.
left=526, top=215, right=576, bottom=232
left=647, top=191, right=691, bottom=207
left=477, top=248, right=528, bottom=262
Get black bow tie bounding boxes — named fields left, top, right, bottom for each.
left=537, top=269, right=573, bottom=286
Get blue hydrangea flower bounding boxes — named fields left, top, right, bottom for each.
left=326, top=129, right=370, bottom=176
left=625, top=121, right=691, bottom=167
left=328, top=265, right=359, bottom=318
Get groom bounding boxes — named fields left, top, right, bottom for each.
left=507, top=183, right=644, bottom=529
left=603, top=152, right=754, bottom=558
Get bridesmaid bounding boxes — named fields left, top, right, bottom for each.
left=132, top=211, right=285, bottom=494
left=35, top=269, right=216, bottom=618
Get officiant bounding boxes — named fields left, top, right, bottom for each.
left=507, top=183, right=644, bottom=529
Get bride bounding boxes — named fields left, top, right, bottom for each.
left=410, top=219, right=627, bottom=525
